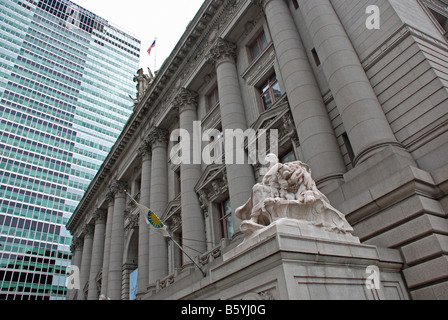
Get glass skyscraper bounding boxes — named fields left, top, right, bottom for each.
left=0, top=0, right=140, bottom=299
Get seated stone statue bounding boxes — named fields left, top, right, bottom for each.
left=236, top=154, right=354, bottom=236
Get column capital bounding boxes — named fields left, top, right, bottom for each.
left=109, top=179, right=128, bottom=197
left=251, top=0, right=266, bottom=9
left=81, top=224, right=95, bottom=239
left=174, top=88, right=199, bottom=113
left=147, top=127, right=169, bottom=148
left=105, top=191, right=115, bottom=204
left=207, top=37, right=237, bottom=66
left=137, top=140, right=152, bottom=159
left=93, top=208, right=107, bottom=225
left=70, top=236, right=83, bottom=253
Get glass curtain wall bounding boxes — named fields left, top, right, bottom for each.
left=0, top=0, right=140, bottom=300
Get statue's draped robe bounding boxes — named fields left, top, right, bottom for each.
left=236, top=161, right=354, bottom=235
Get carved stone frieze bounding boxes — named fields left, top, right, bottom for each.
left=199, top=245, right=222, bottom=266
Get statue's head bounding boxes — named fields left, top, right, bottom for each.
left=265, top=153, right=279, bottom=167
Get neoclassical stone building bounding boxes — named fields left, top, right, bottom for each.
left=66, top=0, right=448, bottom=300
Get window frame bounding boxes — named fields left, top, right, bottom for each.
left=206, top=86, right=219, bottom=111
left=258, top=72, right=281, bottom=111
left=248, top=30, right=268, bottom=61
left=279, top=148, right=297, bottom=164
left=219, top=198, right=233, bottom=239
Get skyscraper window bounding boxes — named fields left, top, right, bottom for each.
left=0, top=0, right=140, bottom=300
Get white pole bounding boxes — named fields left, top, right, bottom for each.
left=154, top=37, right=157, bottom=72
left=124, top=190, right=206, bottom=277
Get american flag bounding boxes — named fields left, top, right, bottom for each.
left=147, top=40, right=156, bottom=56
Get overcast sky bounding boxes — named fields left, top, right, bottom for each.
left=72, top=0, right=205, bottom=71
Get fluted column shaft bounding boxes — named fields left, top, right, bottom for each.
left=148, top=128, right=169, bottom=288
left=261, top=0, right=346, bottom=183
left=208, top=38, right=256, bottom=234
left=176, top=89, right=206, bottom=260
left=77, top=225, right=93, bottom=300
left=297, top=0, right=399, bottom=165
left=107, top=182, right=127, bottom=300
left=87, top=210, right=106, bottom=300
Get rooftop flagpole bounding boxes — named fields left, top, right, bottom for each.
left=147, top=38, right=157, bottom=73
left=124, top=190, right=206, bottom=277
left=154, top=37, right=157, bottom=72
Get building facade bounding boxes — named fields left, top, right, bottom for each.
left=67, top=0, right=448, bottom=300
left=0, top=0, right=140, bottom=299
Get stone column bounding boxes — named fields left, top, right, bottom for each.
left=147, top=128, right=169, bottom=290
left=67, top=237, right=83, bottom=300
left=121, top=263, right=138, bottom=300
left=297, top=0, right=400, bottom=165
left=77, top=225, right=94, bottom=300
left=136, top=142, right=151, bottom=296
left=207, top=38, right=256, bottom=234
left=258, top=0, right=346, bottom=185
left=107, top=180, right=127, bottom=300
left=100, top=196, right=114, bottom=299
left=174, top=88, right=207, bottom=261
left=87, top=209, right=107, bottom=300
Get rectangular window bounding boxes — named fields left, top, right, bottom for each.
left=249, top=31, right=268, bottom=61
left=280, top=149, right=297, bottom=163
left=207, top=87, right=219, bottom=110
left=259, top=73, right=282, bottom=111
left=219, top=198, right=233, bottom=239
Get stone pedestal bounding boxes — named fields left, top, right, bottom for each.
left=145, top=219, right=408, bottom=300
left=213, top=219, right=408, bottom=300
